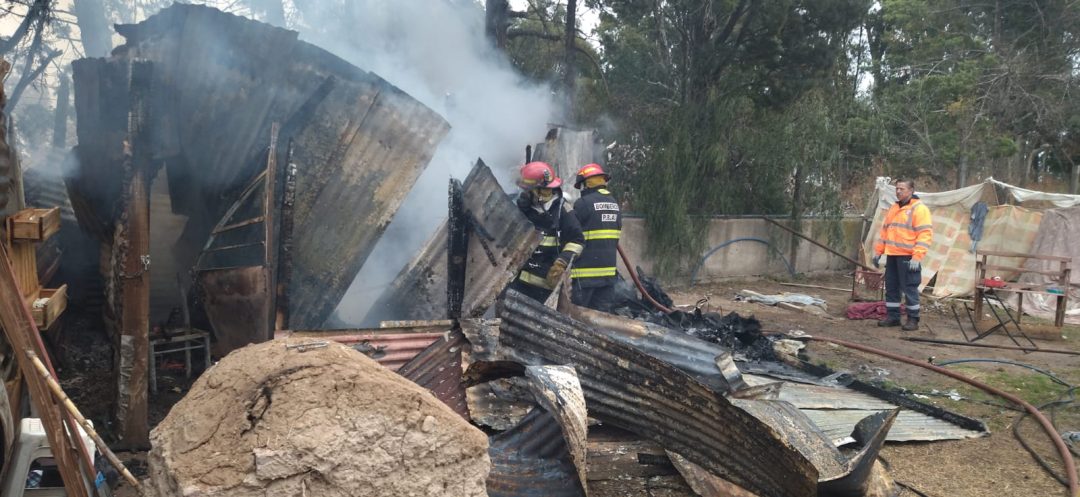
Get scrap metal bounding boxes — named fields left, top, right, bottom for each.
left=277, top=322, right=449, bottom=370
left=469, top=290, right=820, bottom=497
left=396, top=328, right=470, bottom=420
left=72, top=4, right=449, bottom=331
left=369, top=160, right=541, bottom=322
left=486, top=365, right=589, bottom=497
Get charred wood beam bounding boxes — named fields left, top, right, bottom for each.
left=274, top=141, right=296, bottom=330
left=446, top=178, right=468, bottom=319
left=476, top=291, right=819, bottom=497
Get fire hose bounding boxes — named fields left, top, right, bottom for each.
left=617, top=244, right=673, bottom=314
left=784, top=334, right=1079, bottom=497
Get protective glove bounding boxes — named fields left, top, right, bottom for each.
left=516, top=192, right=532, bottom=211
left=546, top=257, right=568, bottom=287
left=907, top=259, right=921, bottom=272
left=872, top=255, right=881, bottom=269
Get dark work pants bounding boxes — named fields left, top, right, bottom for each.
left=885, top=255, right=921, bottom=320
left=571, top=281, right=616, bottom=313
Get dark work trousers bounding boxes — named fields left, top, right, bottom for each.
left=884, top=255, right=921, bottom=320
left=571, top=281, right=616, bottom=313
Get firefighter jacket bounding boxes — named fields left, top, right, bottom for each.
left=571, top=186, right=622, bottom=287
left=874, top=196, right=933, bottom=261
left=516, top=193, right=585, bottom=290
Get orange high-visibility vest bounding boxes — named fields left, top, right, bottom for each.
left=874, top=197, right=933, bottom=261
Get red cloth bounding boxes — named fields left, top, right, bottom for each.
left=845, top=301, right=906, bottom=320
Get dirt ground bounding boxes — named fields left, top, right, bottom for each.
left=666, top=271, right=1080, bottom=497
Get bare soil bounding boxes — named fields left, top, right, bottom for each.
left=667, top=272, right=1080, bottom=497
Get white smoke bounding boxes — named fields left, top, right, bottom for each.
left=286, top=0, right=559, bottom=325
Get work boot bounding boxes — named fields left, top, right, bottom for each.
left=902, top=318, right=919, bottom=331
left=877, top=317, right=901, bottom=327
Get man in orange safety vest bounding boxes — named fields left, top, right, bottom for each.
left=873, top=179, right=933, bottom=331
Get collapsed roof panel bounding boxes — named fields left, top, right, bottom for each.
left=71, top=4, right=449, bottom=329
left=368, top=160, right=540, bottom=322
left=472, top=291, right=820, bottom=497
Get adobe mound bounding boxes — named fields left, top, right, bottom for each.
left=146, top=339, right=489, bottom=497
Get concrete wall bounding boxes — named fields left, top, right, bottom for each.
left=616, top=217, right=864, bottom=284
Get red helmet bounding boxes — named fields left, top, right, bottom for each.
left=517, top=161, right=562, bottom=190
left=574, top=163, right=609, bottom=189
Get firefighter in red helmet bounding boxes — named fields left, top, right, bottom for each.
left=510, top=161, right=585, bottom=302
left=570, top=163, right=621, bottom=312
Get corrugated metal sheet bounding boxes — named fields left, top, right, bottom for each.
left=485, top=365, right=589, bottom=497
left=72, top=4, right=449, bottom=329
left=487, top=408, right=583, bottom=497
left=743, top=374, right=987, bottom=442
left=278, top=325, right=446, bottom=370
left=566, top=304, right=732, bottom=392
left=802, top=408, right=981, bottom=443
left=396, top=328, right=469, bottom=419
left=472, top=291, right=820, bottom=497
left=818, top=409, right=899, bottom=496
left=368, top=161, right=541, bottom=322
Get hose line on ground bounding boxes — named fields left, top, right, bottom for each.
left=616, top=244, right=673, bottom=314
left=783, top=334, right=1079, bottom=497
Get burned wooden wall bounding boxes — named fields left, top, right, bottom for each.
left=71, top=4, right=449, bottom=332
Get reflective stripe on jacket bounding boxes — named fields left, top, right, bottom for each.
left=571, top=187, right=621, bottom=287
left=874, top=197, right=933, bottom=261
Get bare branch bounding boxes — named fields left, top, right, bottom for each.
left=0, top=0, right=49, bottom=56
left=507, top=28, right=561, bottom=41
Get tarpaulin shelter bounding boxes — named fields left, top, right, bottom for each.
left=861, top=177, right=1080, bottom=324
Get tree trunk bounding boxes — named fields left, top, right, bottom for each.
left=73, top=0, right=113, bottom=57
left=563, top=0, right=578, bottom=112
left=485, top=0, right=510, bottom=49
left=52, top=71, right=69, bottom=148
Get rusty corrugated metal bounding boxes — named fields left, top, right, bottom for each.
left=72, top=4, right=449, bottom=329
left=397, top=328, right=469, bottom=419
left=198, top=266, right=271, bottom=354
left=278, top=326, right=445, bottom=370
left=471, top=291, right=819, bottom=497
left=368, top=160, right=541, bottom=322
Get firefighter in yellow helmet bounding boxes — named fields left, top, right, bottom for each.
left=509, top=161, right=585, bottom=303
left=570, top=163, right=622, bottom=312
left=873, top=179, right=933, bottom=331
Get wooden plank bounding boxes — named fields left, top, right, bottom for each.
left=211, top=215, right=265, bottom=235
left=117, top=60, right=152, bottom=449
left=0, top=243, right=90, bottom=497
left=779, top=282, right=849, bottom=293
left=977, top=250, right=1072, bottom=262
left=980, top=264, right=1067, bottom=278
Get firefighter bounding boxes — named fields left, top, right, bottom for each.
left=873, top=179, right=933, bottom=331
left=510, top=161, right=585, bottom=302
left=570, top=163, right=621, bottom=312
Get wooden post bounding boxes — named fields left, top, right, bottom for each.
left=0, top=243, right=89, bottom=497
left=263, top=122, right=279, bottom=340
left=117, top=60, right=153, bottom=449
